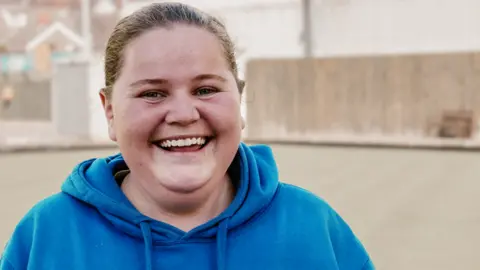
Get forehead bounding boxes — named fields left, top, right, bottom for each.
left=121, top=25, right=229, bottom=81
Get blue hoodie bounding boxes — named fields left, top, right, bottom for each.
left=1, top=143, right=374, bottom=270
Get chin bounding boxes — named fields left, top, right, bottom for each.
left=150, top=162, right=216, bottom=194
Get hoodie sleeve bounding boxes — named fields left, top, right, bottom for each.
left=328, top=209, right=375, bottom=270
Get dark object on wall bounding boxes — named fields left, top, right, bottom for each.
left=438, top=110, right=474, bottom=139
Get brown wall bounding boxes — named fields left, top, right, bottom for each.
left=244, top=52, right=480, bottom=141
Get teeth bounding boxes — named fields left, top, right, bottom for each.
left=159, top=137, right=207, bottom=148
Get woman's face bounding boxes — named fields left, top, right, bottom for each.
left=102, top=24, right=243, bottom=194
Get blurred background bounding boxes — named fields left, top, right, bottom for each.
left=1, top=0, right=480, bottom=269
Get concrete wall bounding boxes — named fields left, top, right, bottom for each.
left=245, top=52, right=480, bottom=141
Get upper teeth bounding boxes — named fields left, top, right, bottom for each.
left=159, top=137, right=207, bottom=148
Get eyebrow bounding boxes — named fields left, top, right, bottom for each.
left=129, top=74, right=227, bottom=88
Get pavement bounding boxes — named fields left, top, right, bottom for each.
left=1, top=144, right=479, bottom=270
left=0, top=121, right=116, bottom=153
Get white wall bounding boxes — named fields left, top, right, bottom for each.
left=122, top=0, right=304, bottom=72
left=88, top=59, right=111, bottom=142
left=51, top=60, right=110, bottom=142
left=312, top=0, right=480, bottom=56
left=120, top=0, right=480, bottom=69
left=51, top=61, right=91, bottom=139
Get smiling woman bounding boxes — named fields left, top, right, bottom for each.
left=1, top=2, right=374, bottom=270
left=101, top=19, right=243, bottom=219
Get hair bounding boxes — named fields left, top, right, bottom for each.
left=102, top=2, right=245, bottom=99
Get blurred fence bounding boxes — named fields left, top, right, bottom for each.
left=244, top=51, right=480, bottom=143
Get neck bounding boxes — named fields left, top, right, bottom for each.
left=121, top=172, right=234, bottom=232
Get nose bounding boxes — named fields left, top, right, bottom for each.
left=165, top=94, right=200, bottom=125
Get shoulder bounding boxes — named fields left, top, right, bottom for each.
left=273, top=183, right=374, bottom=269
left=6, top=192, right=88, bottom=242
left=1, top=193, right=91, bottom=268
left=276, top=183, right=334, bottom=215
left=270, top=183, right=350, bottom=234
left=10, top=192, right=96, bottom=240
left=21, top=192, right=87, bottom=223
left=276, top=182, right=360, bottom=235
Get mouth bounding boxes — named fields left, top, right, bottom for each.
left=152, top=136, right=213, bottom=152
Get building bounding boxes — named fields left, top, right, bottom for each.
left=0, top=0, right=129, bottom=74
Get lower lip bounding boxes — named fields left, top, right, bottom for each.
left=169, top=145, right=203, bottom=152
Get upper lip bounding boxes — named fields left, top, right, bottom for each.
left=152, top=135, right=212, bottom=142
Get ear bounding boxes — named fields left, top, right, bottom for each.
left=99, top=88, right=117, bottom=142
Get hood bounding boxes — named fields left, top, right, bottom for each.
left=61, top=142, right=279, bottom=270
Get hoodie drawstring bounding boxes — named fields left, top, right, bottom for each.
left=216, top=219, right=230, bottom=270
left=140, top=222, right=153, bottom=270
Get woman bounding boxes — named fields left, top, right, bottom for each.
left=1, top=3, right=374, bottom=270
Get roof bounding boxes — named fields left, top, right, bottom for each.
left=0, top=0, right=122, bottom=53
left=25, top=21, right=84, bottom=52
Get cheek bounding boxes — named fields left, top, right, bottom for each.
left=199, top=95, right=242, bottom=131
left=114, top=101, right=164, bottom=138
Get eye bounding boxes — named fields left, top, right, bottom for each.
left=195, top=87, right=218, bottom=96
left=140, top=91, right=166, bottom=100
